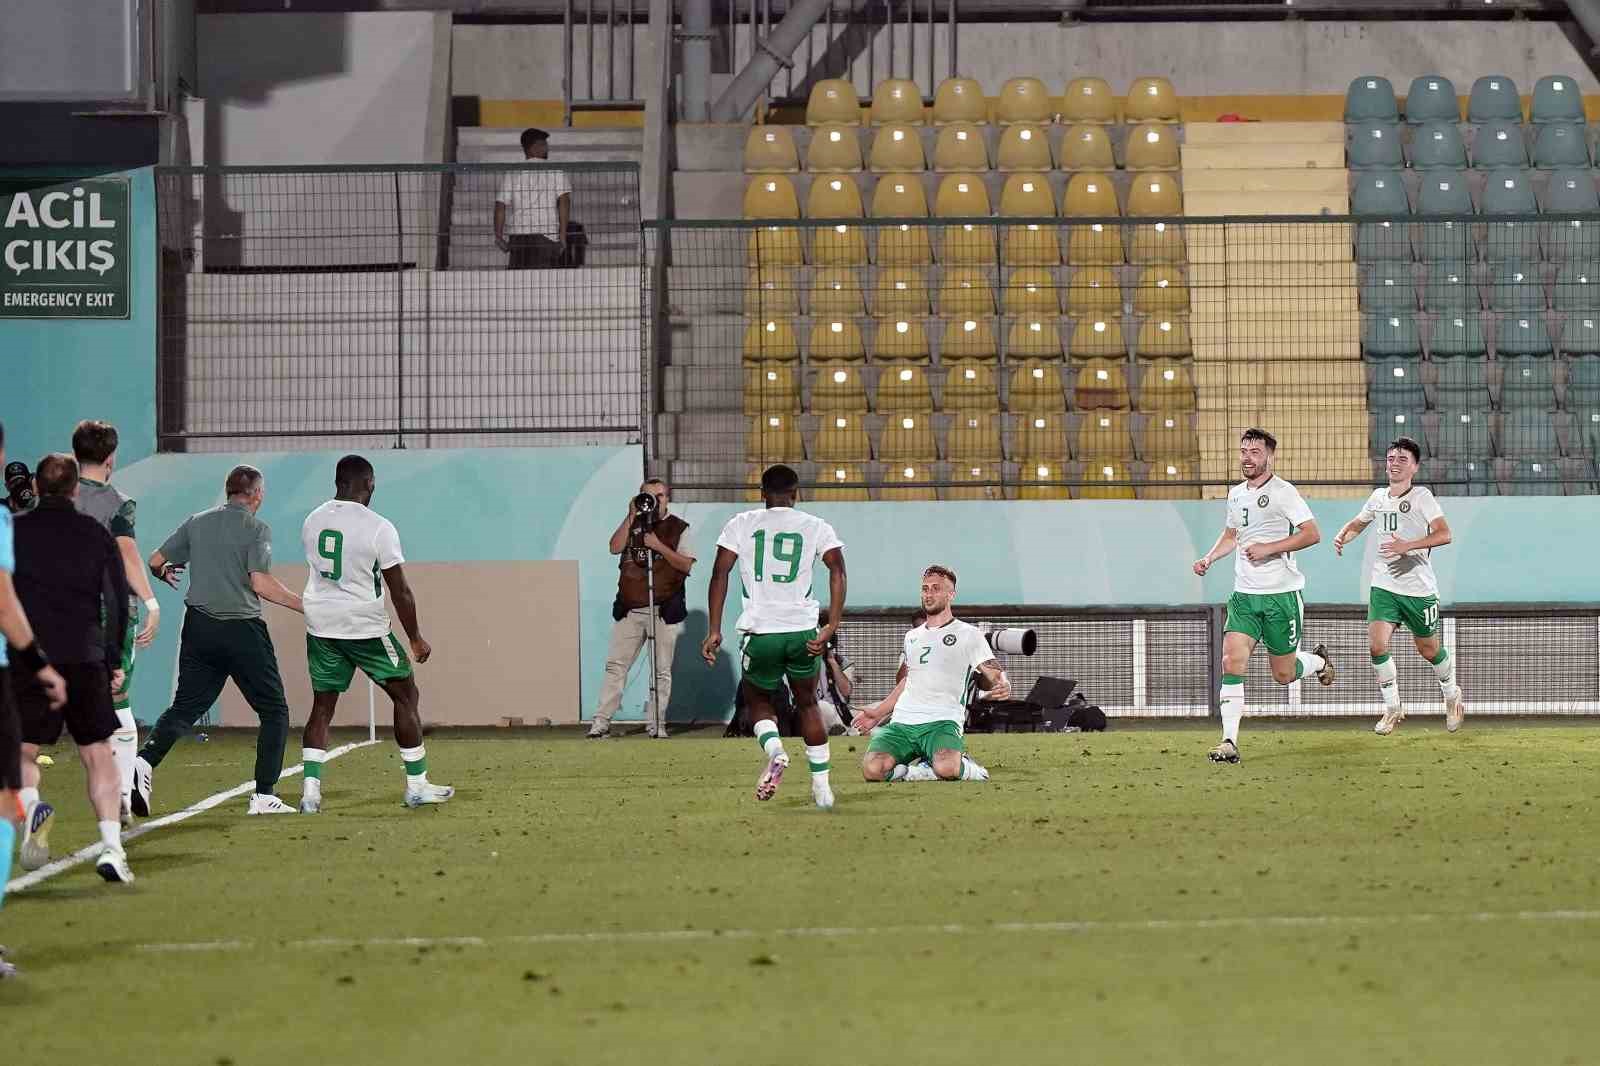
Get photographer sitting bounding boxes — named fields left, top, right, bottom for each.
left=814, top=609, right=856, bottom=736
left=589, top=479, right=695, bottom=739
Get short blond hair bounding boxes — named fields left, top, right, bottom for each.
left=922, top=564, right=957, bottom=586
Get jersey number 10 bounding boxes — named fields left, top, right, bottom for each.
left=752, top=530, right=803, bottom=583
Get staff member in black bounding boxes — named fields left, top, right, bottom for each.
left=10, top=454, right=134, bottom=883
left=134, top=465, right=304, bottom=817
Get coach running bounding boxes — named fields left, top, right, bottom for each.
left=134, top=465, right=304, bottom=816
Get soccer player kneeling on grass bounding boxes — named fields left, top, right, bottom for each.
left=703, top=464, right=846, bottom=811
left=852, top=565, right=1005, bottom=783
left=1332, top=437, right=1464, bottom=736
left=297, top=456, right=452, bottom=813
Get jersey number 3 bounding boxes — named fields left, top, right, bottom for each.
left=752, top=530, right=804, bottom=583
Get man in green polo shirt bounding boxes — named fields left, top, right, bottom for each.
left=134, top=465, right=305, bottom=816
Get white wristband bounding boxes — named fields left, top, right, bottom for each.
left=143, top=598, right=160, bottom=613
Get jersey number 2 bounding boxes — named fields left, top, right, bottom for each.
left=317, top=529, right=343, bottom=580
left=752, top=530, right=803, bottom=583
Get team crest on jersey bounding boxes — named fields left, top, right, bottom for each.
left=1399, top=501, right=1411, bottom=513
left=943, top=634, right=958, bottom=646
left=1257, top=494, right=1270, bottom=508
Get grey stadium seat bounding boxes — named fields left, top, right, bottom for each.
left=1361, top=262, right=1417, bottom=312
left=1532, top=123, right=1591, bottom=169
left=1405, top=74, right=1460, bottom=124
left=1347, top=121, right=1406, bottom=170
left=1423, top=262, right=1480, bottom=312
left=1352, top=171, right=1413, bottom=262
left=1531, top=75, right=1585, bottom=125
left=1416, top=171, right=1475, bottom=262
left=1346, top=75, right=1399, bottom=123
left=1489, top=261, right=1546, bottom=311
left=1470, top=120, right=1529, bottom=171
left=1362, top=312, right=1422, bottom=358
left=1433, top=409, right=1494, bottom=458
left=1408, top=122, right=1468, bottom=171
left=1541, top=169, right=1600, bottom=262
left=1468, top=75, right=1523, bottom=124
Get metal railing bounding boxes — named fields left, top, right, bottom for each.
left=564, top=0, right=647, bottom=124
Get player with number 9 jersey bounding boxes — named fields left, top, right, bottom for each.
left=300, top=499, right=412, bottom=690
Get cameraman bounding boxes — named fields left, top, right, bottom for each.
left=814, top=608, right=856, bottom=736
left=589, top=479, right=695, bottom=738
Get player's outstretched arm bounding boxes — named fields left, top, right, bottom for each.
left=1332, top=516, right=1372, bottom=556
left=1193, top=526, right=1236, bottom=577
left=973, top=659, right=1010, bottom=701
left=855, top=674, right=906, bottom=732
left=382, top=563, right=431, bottom=662
left=702, top=546, right=737, bottom=665
left=117, top=535, right=160, bottom=646
left=250, top=571, right=304, bottom=614
left=807, top=547, right=847, bottom=656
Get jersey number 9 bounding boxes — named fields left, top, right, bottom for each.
left=317, top=529, right=344, bottom=580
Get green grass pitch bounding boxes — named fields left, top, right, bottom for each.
left=4, top=722, right=1599, bottom=1065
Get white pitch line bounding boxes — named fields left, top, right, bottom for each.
left=6, top=739, right=379, bottom=894
left=131, top=908, right=1600, bottom=955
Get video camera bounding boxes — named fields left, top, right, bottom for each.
left=629, top=491, right=660, bottom=563
left=984, top=627, right=1037, bottom=657
left=5, top=461, right=36, bottom=514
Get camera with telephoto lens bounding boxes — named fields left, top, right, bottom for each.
left=985, top=628, right=1037, bottom=657
left=629, top=491, right=660, bottom=562
left=5, top=461, right=36, bottom=514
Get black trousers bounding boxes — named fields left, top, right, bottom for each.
left=138, top=610, right=290, bottom=795
left=507, top=233, right=563, bottom=269
left=0, top=666, right=21, bottom=792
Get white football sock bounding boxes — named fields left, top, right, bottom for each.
left=804, top=742, right=830, bottom=788
left=1220, top=678, right=1245, bottom=744
left=20, top=786, right=39, bottom=813
left=753, top=720, right=784, bottom=762
left=1295, top=650, right=1326, bottom=680
left=98, top=819, right=121, bottom=851
left=958, top=756, right=987, bottom=781
left=1371, top=655, right=1401, bottom=710
left=1430, top=648, right=1460, bottom=699
left=112, top=708, right=138, bottom=805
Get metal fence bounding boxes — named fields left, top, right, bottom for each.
left=649, top=208, right=1600, bottom=500
left=154, top=163, right=645, bottom=452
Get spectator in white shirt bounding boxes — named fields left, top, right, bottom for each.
left=494, top=128, right=572, bottom=270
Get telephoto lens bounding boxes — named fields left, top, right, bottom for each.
left=985, top=628, right=1038, bottom=656
left=633, top=491, right=658, bottom=514
left=4, top=461, right=35, bottom=512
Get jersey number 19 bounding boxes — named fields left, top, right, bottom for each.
left=752, top=530, right=803, bottom=583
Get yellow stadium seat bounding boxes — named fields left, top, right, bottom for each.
left=997, top=124, right=1053, bottom=171
left=1056, top=124, right=1116, bottom=171
left=744, top=126, right=800, bottom=173
left=1004, top=267, right=1062, bottom=314
left=869, top=124, right=927, bottom=173
left=806, top=79, right=861, bottom=127
left=936, top=267, right=995, bottom=317
left=932, top=77, right=988, bottom=125
left=1007, top=360, right=1066, bottom=413
left=1000, top=173, right=1056, bottom=216
left=879, top=411, right=939, bottom=460
left=1124, top=122, right=1180, bottom=171
left=1066, top=266, right=1123, bottom=316
left=936, top=171, right=995, bottom=264
left=1063, top=172, right=1119, bottom=216
left=1007, top=316, right=1065, bottom=359
left=1000, top=174, right=1060, bottom=265
left=810, top=364, right=868, bottom=412
left=746, top=412, right=804, bottom=462
left=1125, top=76, right=1180, bottom=124
left=942, top=361, right=1000, bottom=411
left=942, top=221, right=998, bottom=266
left=932, top=123, right=991, bottom=171
left=1134, top=316, right=1192, bottom=359
left=1074, top=359, right=1132, bottom=410
left=806, top=125, right=864, bottom=172
left=874, top=316, right=931, bottom=362
left=870, top=78, right=924, bottom=125
left=743, top=463, right=767, bottom=504
left=746, top=226, right=804, bottom=267
left=1128, top=173, right=1180, bottom=216
left=807, top=174, right=864, bottom=218
left=1076, top=411, right=1134, bottom=459
left=1140, top=458, right=1199, bottom=500
left=1018, top=459, right=1071, bottom=500
left=1063, top=172, right=1124, bottom=264
left=743, top=317, right=800, bottom=362
left=879, top=462, right=938, bottom=501
left=812, top=462, right=870, bottom=501
left=1017, top=411, right=1069, bottom=459
left=871, top=174, right=933, bottom=266
left=1076, top=460, right=1136, bottom=500
left=943, top=462, right=1006, bottom=500
left=1129, top=220, right=1184, bottom=264
left=806, top=176, right=866, bottom=266
left=878, top=222, right=934, bottom=266
left=813, top=222, right=868, bottom=267
left=808, top=317, right=867, bottom=362
left=744, top=364, right=800, bottom=413
left=1136, top=360, right=1195, bottom=412
left=812, top=412, right=872, bottom=460
left=1132, top=266, right=1189, bottom=316
left=870, top=267, right=928, bottom=317
left=946, top=410, right=1004, bottom=458
left=808, top=267, right=864, bottom=317
left=744, top=175, right=800, bottom=219
left=940, top=316, right=999, bottom=361
left=744, top=267, right=800, bottom=317
left=1068, top=316, right=1126, bottom=358
left=1141, top=410, right=1199, bottom=458
left=996, top=76, right=1052, bottom=126
left=875, top=363, right=934, bottom=411
left=1061, top=76, right=1117, bottom=124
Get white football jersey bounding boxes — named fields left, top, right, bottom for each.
left=1225, top=476, right=1316, bottom=594
left=1357, top=485, right=1445, bottom=598
left=301, top=500, right=404, bottom=640
left=715, top=506, right=843, bottom=635
left=894, top=619, right=994, bottom=727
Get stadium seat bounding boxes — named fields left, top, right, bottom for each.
left=1126, top=174, right=1183, bottom=263
left=1132, top=266, right=1189, bottom=316
left=1416, top=171, right=1475, bottom=262
left=1017, top=459, right=1070, bottom=500
left=1534, top=123, right=1591, bottom=169
left=811, top=364, right=868, bottom=412
left=999, top=172, right=1059, bottom=217
left=1137, top=361, right=1196, bottom=412
left=1434, top=353, right=1492, bottom=410
left=1057, top=124, right=1116, bottom=171
left=1064, top=183, right=1125, bottom=265
left=1076, top=461, right=1136, bottom=500
left=1007, top=315, right=1065, bottom=359
left=1141, top=410, right=1199, bottom=459
left=997, top=124, right=1053, bottom=172
left=745, top=267, right=800, bottom=317
left=809, top=175, right=868, bottom=265
left=877, top=223, right=935, bottom=269
left=812, top=412, right=872, bottom=460
left=1068, top=316, right=1127, bottom=359
left=996, top=77, right=1052, bottom=126
left=1499, top=409, right=1560, bottom=457
left=1468, top=75, right=1522, bottom=124
left=932, top=77, right=988, bottom=125
left=871, top=79, right=924, bottom=126
left=870, top=267, right=927, bottom=317
left=1125, top=123, right=1181, bottom=171
left=744, top=126, right=800, bottom=173
left=869, top=124, right=927, bottom=173
left=808, top=317, right=867, bottom=362
left=1565, top=352, right=1600, bottom=403
left=743, top=175, right=800, bottom=219
left=1470, top=120, right=1528, bottom=170
left=1352, top=171, right=1413, bottom=262
left=936, top=174, right=996, bottom=265
left=1542, top=169, right=1600, bottom=261
left=1003, top=267, right=1061, bottom=314
left=937, top=267, right=995, bottom=316
left=1433, top=459, right=1495, bottom=497
left=1489, top=262, right=1545, bottom=311
left=1007, top=361, right=1066, bottom=413
left=875, top=316, right=931, bottom=362
left=1429, top=312, right=1488, bottom=358
left=1134, top=317, right=1192, bottom=359
left=1125, top=76, right=1180, bottom=123
left=1000, top=176, right=1061, bottom=266
left=1555, top=262, right=1600, bottom=310
left=808, top=125, right=864, bottom=172
left=879, top=462, right=938, bottom=501
left=876, top=363, right=934, bottom=411
left=1500, top=353, right=1557, bottom=408
left=1361, top=262, right=1417, bottom=312
left=932, top=122, right=991, bottom=171
left=807, top=175, right=864, bottom=218
left=1346, top=75, right=1399, bottom=123
left=1062, top=76, right=1118, bottom=124
left=743, top=317, right=800, bottom=362
left=1369, top=356, right=1426, bottom=410
left=1481, top=170, right=1540, bottom=262
left=879, top=411, right=939, bottom=460
left=1075, top=357, right=1132, bottom=410
left=746, top=412, right=805, bottom=462
left=1532, top=74, right=1585, bottom=124
left=1361, top=313, right=1423, bottom=358
left=1141, top=458, right=1200, bottom=500
left=1577, top=409, right=1600, bottom=455
left=1075, top=411, right=1134, bottom=459
left=810, top=267, right=865, bottom=317
left=1346, top=121, right=1405, bottom=170
left=745, top=364, right=800, bottom=412
left=1561, top=314, right=1600, bottom=357
left=1423, top=262, right=1479, bottom=312
left=1370, top=409, right=1428, bottom=458
left=871, top=174, right=933, bottom=266
left=747, top=225, right=804, bottom=267
left=1433, top=409, right=1492, bottom=458
left=941, top=316, right=999, bottom=361
left=944, top=362, right=1001, bottom=412
left=812, top=224, right=868, bottom=267
left=943, top=462, right=1006, bottom=500
left=1408, top=122, right=1467, bottom=170
left=811, top=462, right=870, bottom=501
left=806, top=79, right=861, bottom=126
left=1067, top=266, right=1123, bottom=315
left=1497, top=457, right=1563, bottom=495
left=1404, top=74, right=1460, bottom=124
left=946, top=410, right=1003, bottom=459
left=1017, top=412, right=1069, bottom=459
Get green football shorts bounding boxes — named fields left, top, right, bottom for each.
left=1224, top=590, right=1304, bottom=657
left=739, top=629, right=821, bottom=691
left=307, top=632, right=413, bottom=694
left=112, top=609, right=137, bottom=711
left=866, top=720, right=967, bottom=763
left=1368, top=587, right=1441, bottom=638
